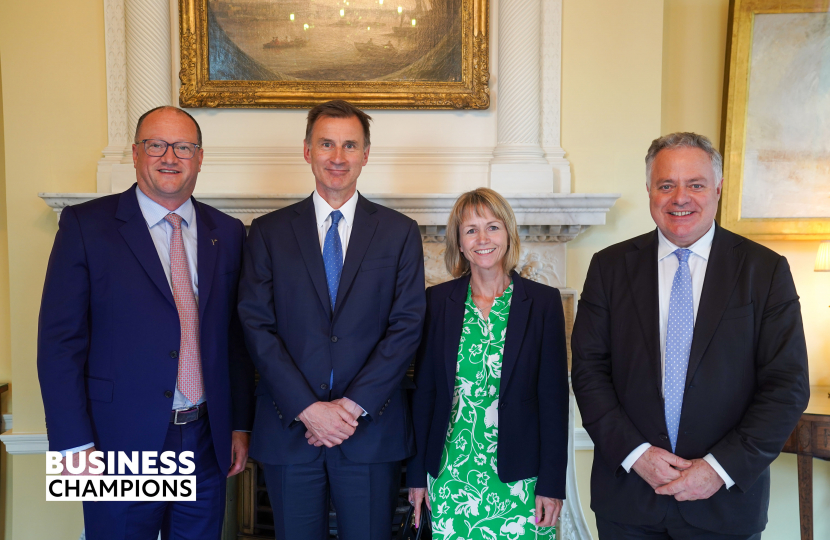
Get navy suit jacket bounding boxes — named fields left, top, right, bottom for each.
left=406, top=272, right=570, bottom=499
left=37, top=184, right=255, bottom=472
left=571, top=225, right=809, bottom=535
left=238, top=193, right=426, bottom=465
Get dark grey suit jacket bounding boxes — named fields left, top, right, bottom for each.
left=571, top=224, right=809, bottom=535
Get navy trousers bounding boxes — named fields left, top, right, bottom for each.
left=82, top=415, right=226, bottom=540
left=262, top=445, right=401, bottom=540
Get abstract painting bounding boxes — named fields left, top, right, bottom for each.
left=721, top=0, right=830, bottom=239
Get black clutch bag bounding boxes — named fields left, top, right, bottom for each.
left=396, top=503, right=432, bottom=540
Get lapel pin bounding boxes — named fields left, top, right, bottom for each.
left=211, top=239, right=218, bottom=245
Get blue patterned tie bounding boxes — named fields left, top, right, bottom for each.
left=323, top=210, right=344, bottom=311
left=664, top=248, right=693, bottom=452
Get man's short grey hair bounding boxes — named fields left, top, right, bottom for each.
left=645, top=132, right=723, bottom=186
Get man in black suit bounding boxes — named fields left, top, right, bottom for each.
left=571, top=132, right=809, bottom=539
left=237, top=100, right=426, bottom=539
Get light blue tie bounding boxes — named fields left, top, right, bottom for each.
left=323, top=210, right=344, bottom=311
left=664, top=248, right=693, bottom=452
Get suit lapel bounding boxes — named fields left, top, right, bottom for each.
left=444, top=276, right=470, bottom=397
left=500, top=272, right=530, bottom=398
left=116, top=185, right=176, bottom=308
left=291, top=195, right=332, bottom=319
left=625, top=231, right=662, bottom=391
left=332, top=194, right=378, bottom=320
left=685, top=225, right=745, bottom=388
left=194, top=199, right=218, bottom=323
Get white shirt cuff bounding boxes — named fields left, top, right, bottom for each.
left=60, top=442, right=95, bottom=457
left=622, top=443, right=652, bottom=472
left=703, top=453, right=735, bottom=489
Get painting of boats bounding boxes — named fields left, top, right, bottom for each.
left=178, top=0, right=489, bottom=108
left=206, top=0, right=462, bottom=82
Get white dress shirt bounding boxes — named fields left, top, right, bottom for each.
left=61, top=187, right=204, bottom=456
left=621, top=222, right=735, bottom=489
left=312, top=189, right=358, bottom=259
left=309, top=189, right=366, bottom=415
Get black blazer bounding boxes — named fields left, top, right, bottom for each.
left=571, top=224, right=809, bottom=535
left=406, top=272, right=569, bottom=499
left=238, top=193, right=426, bottom=465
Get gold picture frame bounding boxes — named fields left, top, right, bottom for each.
left=179, top=0, right=489, bottom=109
left=721, top=0, right=830, bottom=240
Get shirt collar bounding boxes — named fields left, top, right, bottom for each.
left=312, top=189, right=358, bottom=229
left=657, top=221, right=716, bottom=262
left=135, top=185, right=195, bottom=229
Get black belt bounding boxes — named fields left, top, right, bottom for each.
left=170, top=402, right=208, bottom=425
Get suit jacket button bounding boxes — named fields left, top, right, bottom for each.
left=379, top=411, right=383, bottom=415
left=279, top=414, right=283, bottom=419
left=320, top=383, right=328, bottom=390
left=170, top=351, right=178, bottom=358
left=331, top=336, right=338, bottom=343
left=659, top=433, right=668, bottom=441
left=164, top=390, right=173, bottom=399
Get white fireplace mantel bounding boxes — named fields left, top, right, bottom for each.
left=39, top=191, right=619, bottom=239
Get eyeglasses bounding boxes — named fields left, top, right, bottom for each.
left=137, top=139, right=201, bottom=159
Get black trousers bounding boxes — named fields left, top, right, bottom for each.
left=262, top=445, right=401, bottom=540
left=596, top=499, right=763, bottom=540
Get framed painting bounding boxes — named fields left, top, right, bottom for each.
left=721, top=0, right=830, bottom=240
left=178, top=0, right=489, bottom=109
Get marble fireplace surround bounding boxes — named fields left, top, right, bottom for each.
left=38, top=191, right=619, bottom=540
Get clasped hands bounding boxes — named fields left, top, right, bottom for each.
left=631, top=446, right=724, bottom=501
left=300, top=397, right=363, bottom=448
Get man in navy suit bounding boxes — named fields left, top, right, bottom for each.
left=238, top=100, right=426, bottom=539
left=38, top=106, right=255, bottom=540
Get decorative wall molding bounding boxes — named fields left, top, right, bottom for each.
left=40, top=191, right=619, bottom=231
left=489, top=0, right=552, bottom=192
left=573, top=428, right=594, bottom=451
left=0, top=430, right=49, bottom=455
left=98, top=0, right=131, bottom=192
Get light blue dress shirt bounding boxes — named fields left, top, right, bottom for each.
left=61, top=187, right=204, bottom=456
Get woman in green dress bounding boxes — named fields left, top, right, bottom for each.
left=407, top=188, right=570, bottom=540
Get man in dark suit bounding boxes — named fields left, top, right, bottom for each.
left=38, top=106, right=255, bottom=540
left=571, top=132, right=809, bottom=539
left=237, top=100, right=426, bottom=539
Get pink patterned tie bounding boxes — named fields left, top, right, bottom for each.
left=164, top=213, right=204, bottom=404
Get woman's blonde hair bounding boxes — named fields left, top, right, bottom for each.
left=445, top=188, right=521, bottom=278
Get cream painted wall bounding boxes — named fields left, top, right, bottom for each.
left=562, top=0, right=665, bottom=292
left=0, top=0, right=107, bottom=537
left=10, top=456, right=83, bottom=540
left=0, top=55, right=11, bottom=412
left=0, top=54, right=13, bottom=540
left=567, top=1, right=830, bottom=539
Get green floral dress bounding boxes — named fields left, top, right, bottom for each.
left=427, top=283, right=555, bottom=540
